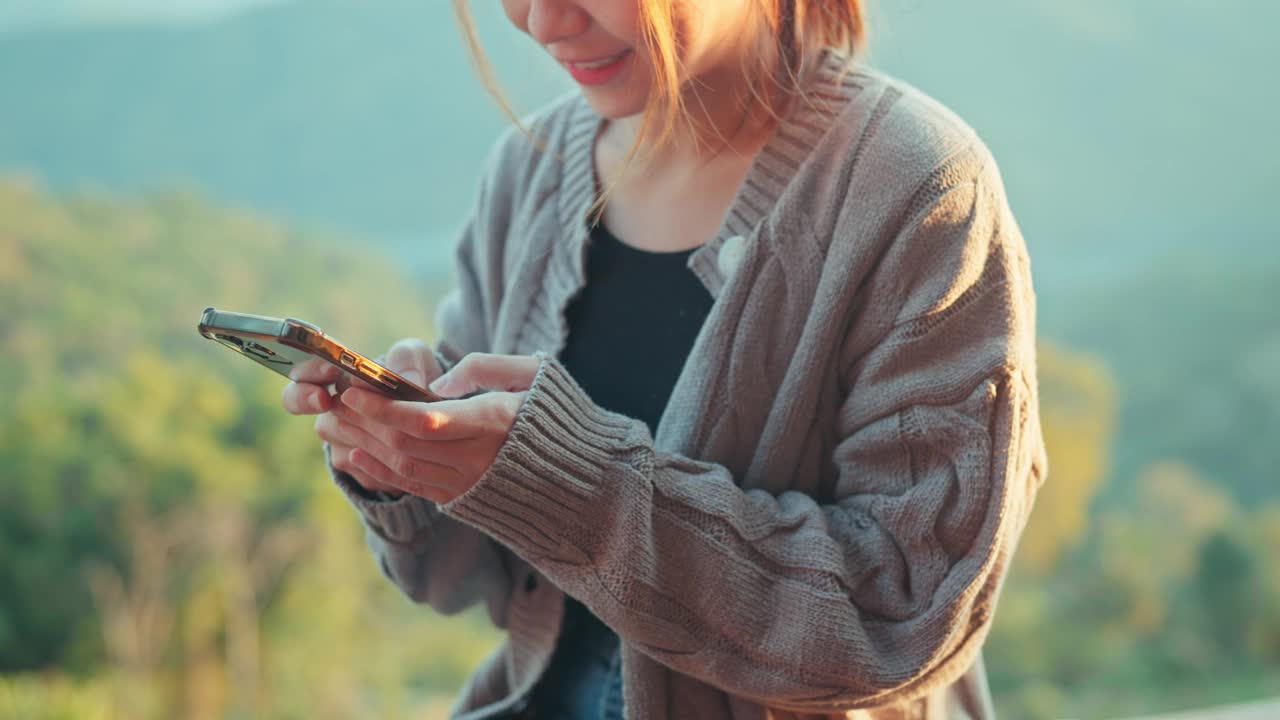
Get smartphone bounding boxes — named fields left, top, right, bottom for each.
left=197, top=307, right=442, bottom=403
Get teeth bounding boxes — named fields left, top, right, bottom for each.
left=575, top=53, right=625, bottom=70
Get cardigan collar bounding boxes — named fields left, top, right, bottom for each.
left=553, top=49, right=869, bottom=299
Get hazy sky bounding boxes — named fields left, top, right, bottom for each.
left=0, top=0, right=293, bottom=30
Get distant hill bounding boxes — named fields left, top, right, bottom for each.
left=1048, top=231, right=1280, bottom=504
left=1, top=0, right=1276, bottom=503
left=870, top=2, right=1278, bottom=277
left=1, top=0, right=1275, bottom=275
left=0, top=0, right=568, bottom=256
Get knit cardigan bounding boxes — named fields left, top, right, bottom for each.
left=333, top=51, right=1048, bottom=720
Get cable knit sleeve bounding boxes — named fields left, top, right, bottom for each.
left=440, top=146, right=1048, bottom=710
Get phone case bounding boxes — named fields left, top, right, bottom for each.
left=197, top=307, right=442, bottom=403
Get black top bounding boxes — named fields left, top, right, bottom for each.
left=558, top=223, right=716, bottom=436
left=530, top=222, right=714, bottom=717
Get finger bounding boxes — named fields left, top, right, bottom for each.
left=287, top=357, right=344, bottom=385
left=328, top=400, right=419, bottom=440
left=315, top=411, right=381, bottom=452
left=326, top=401, right=384, bottom=436
left=285, top=354, right=377, bottom=399
left=428, top=353, right=541, bottom=398
left=326, top=441, right=400, bottom=495
left=383, top=338, right=445, bottom=388
left=283, top=380, right=334, bottom=415
left=340, top=387, right=509, bottom=441
left=335, top=364, right=384, bottom=395
left=326, top=404, right=465, bottom=460
left=319, top=412, right=460, bottom=494
left=331, top=372, right=393, bottom=402
left=318, top=408, right=450, bottom=464
left=316, top=412, right=391, bottom=489
left=348, top=447, right=456, bottom=504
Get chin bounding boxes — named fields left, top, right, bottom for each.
left=580, top=89, right=648, bottom=121
left=577, top=63, right=651, bottom=120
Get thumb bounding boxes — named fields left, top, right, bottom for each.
left=429, top=353, right=540, bottom=398
left=381, top=338, right=443, bottom=388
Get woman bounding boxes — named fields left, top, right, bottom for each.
left=283, top=1, right=1047, bottom=718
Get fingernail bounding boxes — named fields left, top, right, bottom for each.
left=428, top=376, right=449, bottom=394
left=310, top=393, right=324, bottom=412
left=403, top=370, right=424, bottom=386
left=350, top=448, right=368, bottom=468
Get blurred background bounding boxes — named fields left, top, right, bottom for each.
left=1, top=1, right=1276, bottom=718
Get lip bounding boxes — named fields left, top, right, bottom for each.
left=558, top=50, right=632, bottom=87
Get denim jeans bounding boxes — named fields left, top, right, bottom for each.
left=524, top=597, right=625, bottom=720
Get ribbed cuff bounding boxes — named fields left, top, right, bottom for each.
left=326, top=443, right=441, bottom=543
left=442, top=353, right=651, bottom=566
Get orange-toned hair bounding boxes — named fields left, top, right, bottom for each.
left=452, top=1, right=867, bottom=162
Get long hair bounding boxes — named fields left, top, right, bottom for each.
left=452, top=1, right=867, bottom=177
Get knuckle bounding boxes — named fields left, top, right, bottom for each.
left=331, top=453, right=353, bottom=474
left=419, top=411, right=447, bottom=434
left=441, top=467, right=466, bottom=490
left=460, top=352, right=493, bottom=372
left=484, top=393, right=521, bottom=428
left=505, top=392, right=526, bottom=418
left=333, top=373, right=353, bottom=394
left=388, top=431, right=413, bottom=452
left=386, top=338, right=429, bottom=368
left=392, top=454, right=418, bottom=479
left=324, top=417, right=351, bottom=444
left=313, top=413, right=332, bottom=437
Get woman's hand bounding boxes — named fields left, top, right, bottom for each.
left=315, top=353, right=541, bottom=504
left=281, top=338, right=445, bottom=496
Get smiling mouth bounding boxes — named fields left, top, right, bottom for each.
left=564, top=50, right=631, bottom=70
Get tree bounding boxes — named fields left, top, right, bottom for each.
left=1015, top=341, right=1115, bottom=575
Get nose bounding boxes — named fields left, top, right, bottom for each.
left=526, top=0, right=590, bottom=45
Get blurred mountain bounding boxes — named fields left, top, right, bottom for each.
left=1053, top=241, right=1279, bottom=503
left=865, top=2, right=1279, bottom=503
left=0, top=0, right=569, bottom=267
left=870, top=1, right=1278, bottom=285
left=1, top=0, right=1274, bottom=274
left=0, top=0, right=1276, bottom=501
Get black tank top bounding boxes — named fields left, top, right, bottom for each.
left=530, top=220, right=714, bottom=717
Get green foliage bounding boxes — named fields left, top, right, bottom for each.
left=0, top=674, right=114, bottom=720
left=2, top=176, right=1278, bottom=718
left=1046, top=247, right=1280, bottom=506
left=988, top=455, right=1280, bottom=718
left=0, top=178, right=499, bottom=717
left=1016, top=342, right=1115, bottom=574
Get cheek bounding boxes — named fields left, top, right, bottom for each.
left=665, top=5, right=708, bottom=73
left=583, top=0, right=643, bottom=47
